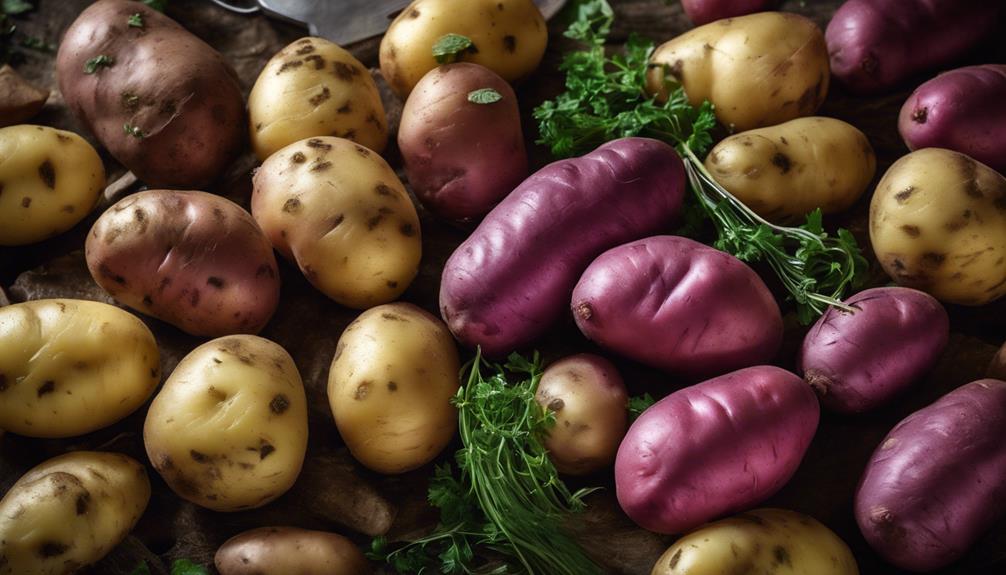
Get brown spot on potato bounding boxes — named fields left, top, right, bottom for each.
left=21, top=196, right=31, bottom=208
left=189, top=289, right=201, bottom=307
left=61, top=204, right=75, bottom=213
left=387, top=381, right=398, bottom=391
left=270, top=394, right=290, bottom=414
left=141, top=294, right=153, bottom=306
left=386, top=280, right=398, bottom=289
left=306, top=138, right=332, bottom=150
left=574, top=302, right=593, bottom=320
left=381, top=313, right=405, bottom=321
left=158, top=277, right=172, bottom=292
left=366, top=213, right=384, bottom=230
left=212, top=207, right=226, bottom=223
left=291, top=151, right=306, bottom=164
left=36, top=380, right=55, bottom=397
left=277, top=60, right=303, bottom=73
left=409, top=8, right=420, bottom=17
left=894, top=187, right=915, bottom=203
left=355, top=145, right=370, bottom=157
left=668, top=549, right=682, bottom=568
left=75, top=492, right=90, bottom=515
left=37, top=542, right=69, bottom=558
left=99, top=263, right=127, bottom=285
left=771, top=152, right=791, bottom=173
left=333, top=61, right=360, bottom=81
left=190, top=450, right=211, bottom=463
left=922, top=252, right=946, bottom=267
left=206, top=276, right=225, bottom=288
left=326, top=213, right=345, bottom=231
left=503, top=35, right=517, bottom=52
left=340, top=129, right=358, bottom=141
left=295, top=43, right=315, bottom=55
left=400, top=222, right=416, bottom=237
left=38, top=160, right=55, bottom=188
left=309, top=86, right=331, bottom=105
left=311, top=160, right=333, bottom=172
left=283, top=197, right=301, bottom=213
left=901, top=225, right=921, bottom=237
left=912, top=107, right=927, bottom=123
left=773, top=546, right=791, bottom=566
left=366, top=112, right=382, bottom=128
left=355, top=381, right=372, bottom=399
left=337, top=102, right=352, bottom=114
left=547, top=398, right=565, bottom=412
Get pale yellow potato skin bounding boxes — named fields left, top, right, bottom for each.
left=249, top=37, right=387, bottom=161
left=651, top=508, right=858, bottom=575
left=215, top=526, right=371, bottom=575
left=0, top=125, right=104, bottom=246
left=328, top=303, right=460, bottom=474
left=0, top=451, right=151, bottom=575
left=705, top=117, right=876, bottom=222
left=870, top=148, right=1006, bottom=306
left=0, top=299, right=160, bottom=438
left=379, top=0, right=547, bottom=98
left=251, top=136, right=421, bottom=309
left=144, top=335, right=308, bottom=511
left=647, top=13, right=829, bottom=132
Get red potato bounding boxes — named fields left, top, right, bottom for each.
left=681, top=0, right=778, bottom=26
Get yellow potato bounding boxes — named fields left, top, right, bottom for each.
left=705, top=117, right=876, bottom=222
left=651, top=508, right=858, bottom=575
left=0, top=299, right=160, bottom=438
left=249, top=37, right=387, bottom=161
left=144, top=335, right=308, bottom=511
left=0, top=125, right=104, bottom=246
left=379, top=0, right=546, bottom=98
left=0, top=451, right=150, bottom=575
left=870, top=148, right=1006, bottom=305
left=251, top=136, right=421, bottom=309
left=215, top=526, right=371, bottom=575
left=328, top=303, right=459, bottom=474
left=647, top=13, right=829, bottom=132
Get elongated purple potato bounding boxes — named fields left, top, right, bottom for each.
left=825, top=0, right=1000, bottom=93
left=855, top=380, right=1006, bottom=572
left=799, top=287, right=948, bottom=413
left=899, top=65, right=1006, bottom=173
left=439, top=138, right=686, bottom=357
left=572, top=236, right=781, bottom=378
left=615, top=366, right=819, bottom=534
left=680, top=0, right=778, bottom=26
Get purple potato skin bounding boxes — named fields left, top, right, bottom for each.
left=899, top=65, right=1006, bottom=173
left=615, top=366, right=820, bottom=534
left=799, top=287, right=949, bottom=414
left=825, top=0, right=1001, bottom=94
left=855, top=380, right=1006, bottom=572
left=680, top=0, right=778, bottom=26
left=572, top=236, right=782, bottom=378
left=439, top=137, right=686, bottom=357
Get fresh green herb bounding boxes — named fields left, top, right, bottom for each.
left=123, top=123, right=145, bottom=139
left=84, top=54, right=114, bottom=74
left=142, top=0, right=168, bottom=11
left=170, top=559, right=209, bottom=575
left=627, top=393, right=655, bottom=421
left=534, top=0, right=867, bottom=323
left=128, top=561, right=152, bottom=575
left=1, top=0, right=31, bottom=15
left=372, top=350, right=601, bottom=574
left=1, top=0, right=47, bottom=64
left=432, top=33, right=475, bottom=64
left=128, top=13, right=144, bottom=28
left=467, top=88, right=502, bottom=105
left=19, top=34, right=52, bottom=52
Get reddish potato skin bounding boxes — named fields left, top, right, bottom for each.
left=615, top=366, right=819, bottom=534
left=855, top=380, right=1006, bottom=572
left=572, top=236, right=781, bottom=378
left=680, top=0, right=778, bottom=25
left=399, top=63, right=527, bottom=221
left=899, top=65, right=1006, bottom=173
left=798, top=287, right=948, bottom=414
left=57, top=0, right=244, bottom=188
left=825, top=0, right=1000, bottom=93
left=439, top=138, right=686, bottom=357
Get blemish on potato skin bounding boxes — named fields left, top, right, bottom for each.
left=306, top=138, right=332, bottom=150
left=38, top=160, right=56, bottom=188
left=387, top=381, right=398, bottom=392
left=894, top=186, right=915, bottom=203
left=283, top=197, right=302, bottom=213
left=773, top=546, right=792, bottom=566
left=901, top=225, right=921, bottom=237
left=37, top=541, right=69, bottom=558
left=61, top=204, right=75, bottom=213
left=308, top=86, right=330, bottom=105
left=409, top=8, right=420, bottom=17
left=386, top=280, right=398, bottom=289
left=295, top=43, right=315, bottom=55
left=337, top=102, right=352, bottom=114
left=771, top=152, right=791, bottom=173
left=921, top=252, right=946, bottom=267
left=667, top=548, right=682, bottom=568
left=328, top=213, right=345, bottom=231
left=366, top=112, right=383, bottom=129
left=291, top=151, right=306, bottom=164
left=21, top=196, right=31, bottom=208
left=36, top=380, right=55, bottom=397
left=400, top=222, right=416, bottom=237
left=270, top=394, right=290, bottom=414
left=190, top=450, right=211, bottom=463
left=333, top=61, right=360, bottom=81
left=189, top=289, right=201, bottom=307
left=277, top=60, right=303, bottom=74
left=355, top=381, right=372, bottom=400
left=366, top=214, right=384, bottom=230
left=503, top=35, right=517, bottom=53
left=75, top=492, right=90, bottom=515
left=310, top=160, right=333, bottom=172
left=206, top=276, right=225, bottom=288
left=98, top=263, right=127, bottom=285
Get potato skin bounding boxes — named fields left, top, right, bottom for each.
left=0, top=125, right=104, bottom=246
left=144, top=335, right=308, bottom=511
left=869, top=148, right=1006, bottom=305
left=799, top=287, right=948, bottom=414
left=56, top=0, right=244, bottom=188
left=899, top=65, right=1006, bottom=173
left=705, top=117, right=875, bottom=222
left=680, top=0, right=777, bottom=25
left=215, top=526, right=371, bottom=575
left=379, top=0, right=547, bottom=98
left=249, top=37, right=387, bottom=161
left=440, top=138, right=686, bottom=357
left=0, top=299, right=160, bottom=438
left=328, top=303, right=460, bottom=474
left=252, top=137, right=421, bottom=309
left=616, top=366, right=819, bottom=534
left=573, top=236, right=782, bottom=378
left=535, top=354, right=627, bottom=476
left=86, top=190, right=280, bottom=337
left=0, top=451, right=150, bottom=575
left=398, top=63, right=527, bottom=221
left=647, top=12, right=828, bottom=132
left=855, top=380, right=1006, bottom=572
left=988, top=342, right=1006, bottom=381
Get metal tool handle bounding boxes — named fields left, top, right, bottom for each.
left=208, top=0, right=261, bottom=14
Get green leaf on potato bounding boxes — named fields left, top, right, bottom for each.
left=83, top=54, right=114, bottom=74
left=467, top=88, right=502, bottom=105
left=432, top=33, right=475, bottom=64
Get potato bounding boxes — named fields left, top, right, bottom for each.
left=56, top=0, right=244, bottom=188
left=0, top=451, right=150, bottom=575
left=249, top=37, right=387, bottom=161
left=379, top=0, right=547, bottom=98
left=0, top=65, right=48, bottom=127
left=215, top=526, right=371, bottom=575
left=0, top=299, right=160, bottom=438
left=328, top=303, right=460, bottom=474
left=705, top=117, right=876, bottom=222
left=647, top=12, right=829, bottom=132
left=144, top=335, right=308, bottom=511
left=252, top=137, right=421, bottom=309
left=86, top=190, right=280, bottom=337
left=869, top=148, right=1006, bottom=305
left=534, top=354, right=627, bottom=476
left=651, top=508, right=858, bottom=575
left=0, top=125, right=104, bottom=246
left=988, top=342, right=1006, bottom=381
left=681, top=0, right=778, bottom=25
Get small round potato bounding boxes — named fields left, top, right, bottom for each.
left=328, top=303, right=460, bottom=474
left=379, top=0, right=547, bottom=98
left=144, top=335, right=308, bottom=511
left=869, top=148, right=1006, bottom=305
left=249, top=37, right=388, bottom=161
left=215, top=526, right=371, bottom=575
left=0, top=125, right=104, bottom=246
left=0, top=299, right=160, bottom=438
left=252, top=137, right=421, bottom=309
left=705, top=117, right=876, bottom=222
left=0, top=451, right=151, bottom=575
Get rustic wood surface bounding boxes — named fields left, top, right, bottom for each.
left=1, top=1, right=1005, bottom=574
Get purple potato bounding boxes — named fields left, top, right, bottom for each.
left=681, top=0, right=778, bottom=26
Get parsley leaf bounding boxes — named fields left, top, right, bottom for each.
left=84, top=54, right=114, bottom=74
left=170, top=559, right=209, bottom=575
left=123, top=123, right=145, bottom=138
left=128, top=13, right=144, bottom=28
left=128, top=561, right=152, bottom=575
left=2, top=0, right=31, bottom=15
left=432, top=33, right=476, bottom=64
left=627, top=393, right=656, bottom=421
left=468, top=88, right=502, bottom=104
left=142, top=0, right=167, bottom=11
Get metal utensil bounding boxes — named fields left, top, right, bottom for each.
left=208, top=0, right=568, bottom=46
